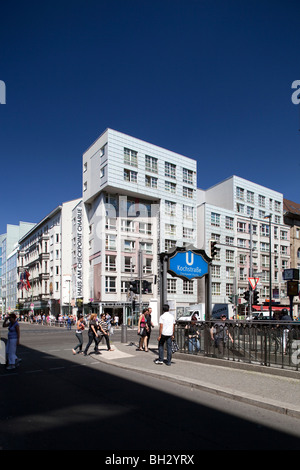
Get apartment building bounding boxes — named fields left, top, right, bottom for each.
left=76, top=128, right=198, bottom=324
left=283, top=199, right=300, bottom=312
left=18, top=199, right=81, bottom=316
left=0, top=222, right=35, bottom=313
left=197, top=176, right=290, bottom=312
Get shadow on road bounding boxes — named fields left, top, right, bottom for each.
left=1, top=334, right=300, bottom=451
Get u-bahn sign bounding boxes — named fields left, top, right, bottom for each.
left=167, top=247, right=211, bottom=280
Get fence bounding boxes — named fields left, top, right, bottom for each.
left=175, top=320, right=300, bottom=371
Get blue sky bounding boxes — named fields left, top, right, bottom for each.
left=0, top=0, right=299, bottom=235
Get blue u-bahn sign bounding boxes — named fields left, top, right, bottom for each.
left=168, top=248, right=210, bottom=280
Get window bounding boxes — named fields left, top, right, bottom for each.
left=183, top=168, right=194, bottom=185
left=140, top=242, right=153, bottom=254
left=145, top=175, right=158, bottom=188
left=183, top=205, right=194, bottom=220
left=183, top=227, right=194, bottom=239
left=121, top=219, right=135, bottom=232
left=165, top=162, right=176, bottom=179
left=165, top=200, right=176, bottom=216
left=106, top=234, right=116, bottom=251
left=167, top=279, right=177, bottom=293
left=236, top=203, right=244, bottom=213
left=236, top=187, right=244, bottom=200
left=211, top=212, right=220, bottom=227
left=165, top=239, right=176, bottom=251
left=183, top=280, right=194, bottom=294
left=260, top=224, right=270, bottom=237
left=212, top=265, right=221, bottom=278
left=106, top=255, right=116, bottom=271
left=124, top=147, right=138, bottom=167
left=139, top=222, right=151, bottom=235
left=145, top=155, right=158, bottom=173
left=124, top=256, right=133, bottom=272
left=165, top=224, right=176, bottom=236
left=165, top=181, right=176, bottom=193
left=124, top=169, right=137, bottom=183
left=247, top=191, right=254, bottom=204
left=183, top=186, right=193, bottom=198
left=124, top=240, right=135, bottom=252
left=105, top=276, right=116, bottom=293
left=225, top=217, right=234, bottom=230
left=275, top=201, right=281, bottom=212
left=258, top=195, right=265, bottom=207
left=237, top=222, right=246, bottom=233
left=212, top=283, right=221, bottom=296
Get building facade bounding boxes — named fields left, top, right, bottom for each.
left=0, top=222, right=36, bottom=313
left=18, top=199, right=81, bottom=316
left=75, top=128, right=198, bottom=324
left=197, top=176, right=291, bottom=314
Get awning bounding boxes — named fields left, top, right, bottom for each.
left=252, top=305, right=290, bottom=311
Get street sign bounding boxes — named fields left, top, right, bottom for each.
left=248, top=277, right=259, bottom=290
left=168, top=249, right=209, bottom=280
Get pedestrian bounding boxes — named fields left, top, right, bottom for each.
left=137, top=308, right=149, bottom=351
left=145, top=307, right=154, bottom=348
left=3, top=313, right=21, bottom=370
left=67, top=315, right=72, bottom=330
left=185, top=315, right=200, bottom=353
left=84, top=313, right=100, bottom=355
left=155, top=304, right=175, bottom=366
left=210, top=314, right=233, bottom=355
left=105, top=313, right=112, bottom=333
left=72, top=314, right=86, bottom=354
left=279, top=308, right=293, bottom=354
left=98, top=313, right=114, bottom=351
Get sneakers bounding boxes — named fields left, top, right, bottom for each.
left=154, top=359, right=163, bottom=365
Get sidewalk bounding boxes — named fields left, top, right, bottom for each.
left=93, top=336, right=300, bottom=419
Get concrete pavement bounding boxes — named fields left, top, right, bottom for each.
left=93, top=334, right=300, bottom=419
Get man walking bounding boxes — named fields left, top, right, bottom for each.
left=155, top=304, right=175, bottom=366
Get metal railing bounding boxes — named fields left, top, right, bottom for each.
left=175, top=320, right=300, bottom=371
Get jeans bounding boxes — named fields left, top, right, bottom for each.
left=6, top=338, right=18, bottom=365
left=188, top=337, right=200, bottom=353
left=158, top=335, right=172, bottom=364
left=84, top=333, right=98, bottom=354
left=98, top=333, right=111, bottom=350
left=74, top=332, right=83, bottom=352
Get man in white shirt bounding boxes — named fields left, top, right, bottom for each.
left=155, top=304, right=175, bottom=366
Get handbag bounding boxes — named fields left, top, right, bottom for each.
left=138, top=327, right=145, bottom=336
left=171, top=339, right=179, bottom=353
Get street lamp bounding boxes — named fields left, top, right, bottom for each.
left=264, top=214, right=272, bottom=319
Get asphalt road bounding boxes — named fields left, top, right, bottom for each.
left=1, top=322, right=300, bottom=452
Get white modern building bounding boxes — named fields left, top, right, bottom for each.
left=18, top=199, right=81, bottom=316
left=75, top=128, right=198, bottom=324
left=197, top=176, right=290, bottom=313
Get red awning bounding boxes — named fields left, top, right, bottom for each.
left=252, top=305, right=289, bottom=311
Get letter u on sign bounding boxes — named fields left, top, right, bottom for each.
left=186, top=252, right=194, bottom=266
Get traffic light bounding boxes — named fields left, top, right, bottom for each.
left=244, top=290, right=250, bottom=302
left=129, top=281, right=139, bottom=294
left=210, top=241, right=218, bottom=258
left=253, top=290, right=259, bottom=305
left=228, top=294, right=234, bottom=304
left=142, top=280, right=151, bottom=294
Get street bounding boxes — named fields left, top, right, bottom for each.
left=1, top=322, right=300, bottom=452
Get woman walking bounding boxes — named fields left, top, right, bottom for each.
left=84, top=313, right=100, bottom=355
left=72, top=314, right=86, bottom=354
left=3, top=313, right=20, bottom=370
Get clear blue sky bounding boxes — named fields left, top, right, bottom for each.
left=0, top=0, right=299, bottom=235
